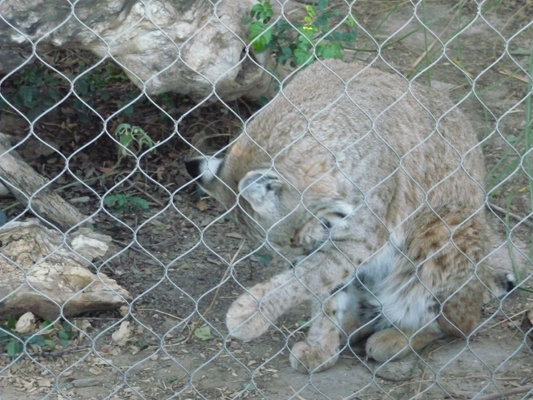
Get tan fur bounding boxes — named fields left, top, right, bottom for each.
left=185, top=60, right=512, bottom=373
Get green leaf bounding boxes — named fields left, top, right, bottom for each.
left=261, top=2, right=274, bottom=20
left=48, top=88, right=61, bottom=100
left=7, top=340, right=21, bottom=356
left=122, top=104, right=134, bottom=117
left=296, top=38, right=311, bottom=50
left=253, top=40, right=266, bottom=52
left=280, top=45, right=293, bottom=56
left=117, top=195, right=128, bottom=207
left=28, top=335, right=46, bottom=347
left=19, top=86, right=35, bottom=107
left=249, top=21, right=265, bottom=40
left=120, top=133, right=134, bottom=148
left=58, top=330, right=71, bottom=341
left=1, top=327, right=12, bottom=341
left=7, top=315, right=16, bottom=331
left=260, top=27, right=273, bottom=47
left=104, top=195, right=118, bottom=208
left=256, top=253, right=273, bottom=267
left=25, top=71, right=37, bottom=84
left=115, top=123, right=132, bottom=133
left=321, top=43, right=343, bottom=60
left=297, top=320, right=312, bottom=329
left=76, top=78, right=89, bottom=96
left=345, top=15, right=357, bottom=28
left=0, top=209, right=6, bottom=227
left=242, top=382, right=257, bottom=391
left=294, top=47, right=312, bottom=66
left=194, top=326, right=213, bottom=341
left=299, top=27, right=316, bottom=41
left=131, top=197, right=149, bottom=211
left=251, top=4, right=264, bottom=14
left=318, top=0, right=328, bottom=11
left=506, top=134, right=518, bottom=143
left=316, top=15, right=329, bottom=28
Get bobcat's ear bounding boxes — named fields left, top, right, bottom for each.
left=317, top=201, right=355, bottom=229
left=238, top=169, right=283, bottom=213
left=185, top=156, right=224, bottom=193
left=293, top=200, right=354, bottom=249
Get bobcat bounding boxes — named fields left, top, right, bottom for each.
left=185, top=59, right=514, bottom=373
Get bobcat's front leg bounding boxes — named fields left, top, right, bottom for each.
left=226, top=270, right=308, bottom=340
left=290, top=291, right=349, bottom=373
left=226, top=249, right=358, bottom=341
left=226, top=203, right=382, bottom=340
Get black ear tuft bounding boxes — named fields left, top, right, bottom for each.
left=184, top=157, right=224, bottom=185
left=505, top=273, right=516, bottom=292
left=185, top=158, right=203, bottom=179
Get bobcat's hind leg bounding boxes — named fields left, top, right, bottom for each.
left=290, top=290, right=351, bottom=373
left=365, top=325, right=443, bottom=362
left=438, top=281, right=484, bottom=338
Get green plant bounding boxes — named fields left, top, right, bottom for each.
left=114, top=123, right=159, bottom=160
left=246, top=0, right=358, bottom=67
left=74, top=62, right=136, bottom=121
left=104, top=193, right=150, bottom=215
left=0, top=316, right=74, bottom=357
left=0, top=60, right=136, bottom=123
left=1, top=67, right=63, bottom=121
left=485, top=41, right=533, bottom=244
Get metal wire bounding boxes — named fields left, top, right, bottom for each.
left=0, top=0, right=532, bottom=399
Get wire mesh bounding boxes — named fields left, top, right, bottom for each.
left=0, top=0, right=532, bottom=399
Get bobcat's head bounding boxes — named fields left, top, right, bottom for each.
left=185, top=156, right=354, bottom=260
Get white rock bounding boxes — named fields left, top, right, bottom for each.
left=15, top=311, right=36, bottom=334
left=0, top=0, right=273, bottom=103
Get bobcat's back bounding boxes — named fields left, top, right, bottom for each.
left=202, top=60, right=486, bottom=253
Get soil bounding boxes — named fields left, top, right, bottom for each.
left=1, top=1, right=533, bottom=399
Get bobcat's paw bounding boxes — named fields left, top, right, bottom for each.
left=289, top=341, right=339, bottom=373
left=365, top=329, right=411, bottom=362
left=226, top=293, right=271, bottom=341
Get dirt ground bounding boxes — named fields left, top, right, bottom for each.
left=1, top=1, right=533, bottom=399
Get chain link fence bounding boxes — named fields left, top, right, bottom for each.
left=1, top=0, right=533, bottom=399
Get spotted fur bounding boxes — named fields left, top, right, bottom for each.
left=185, top=60, right=514, bottom=373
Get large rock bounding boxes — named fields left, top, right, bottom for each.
left=0, top=219, right=130, bottom=320
left=0, top=0, right=273, bottom=102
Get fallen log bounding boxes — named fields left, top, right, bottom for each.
left=0, top=219, right=130, bottom=320
left=0, top=133, right=87, bottom=231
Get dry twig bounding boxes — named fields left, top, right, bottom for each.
left=487, top=202, right=533, bottom=227
left=476, top=384, right=533, bottom=400
left=409, top=7, right=460, bottom=72
left=184, top=241, right=246, bottom=343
